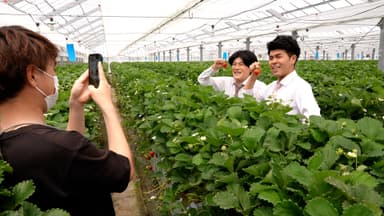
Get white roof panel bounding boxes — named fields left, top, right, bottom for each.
left=0, top=0, right=382, bottom=59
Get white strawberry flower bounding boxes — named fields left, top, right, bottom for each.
left=346, top=151, right=357, bottom=158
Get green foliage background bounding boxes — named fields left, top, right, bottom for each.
left=110, top=60, right=384, bottom=215
left=1, top=60, right=383, bottom=215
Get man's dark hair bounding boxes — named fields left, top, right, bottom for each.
left=267, top=35, right=301, bottom=61
left=228, top=50, right=258, bottom=67
left=0, top=25, right=58, bottom=103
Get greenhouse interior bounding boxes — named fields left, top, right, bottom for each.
left=1, top=0, right=383, bottom=64
left=1, top=0, right=384, bottom=216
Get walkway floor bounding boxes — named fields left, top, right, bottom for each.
left=113, top=180, right=147, bottom=216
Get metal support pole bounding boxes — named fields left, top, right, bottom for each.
left=351, top=44, right=356, bottom=60
left=245, top=37, right=251, bottom=50
left=163, top=51, right=166, bottom=62
left=199, top=44, right=204, bottom=62
left=218, top=42, right=223, bottom=58
left=378, top=18, right=384, bottom=71
left=345, top=49, right=348, bottom=60
left=292, top=30, right=299, bottom=40
left=372, top=48, right=376, bottom=60
left=187, top=47, right=190, bottom=62
left=169, top=50, right=172, bottom=62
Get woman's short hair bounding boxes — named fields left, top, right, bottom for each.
left=0, top=25, right=58, bottom=102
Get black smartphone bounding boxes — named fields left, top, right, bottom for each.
left=88, top=53, right=103, bottom=88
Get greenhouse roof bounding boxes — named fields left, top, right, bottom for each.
left=1, top=0, right=383, bottom=60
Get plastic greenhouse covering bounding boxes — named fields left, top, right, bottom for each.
left=0, top=0, right=383, bottom=62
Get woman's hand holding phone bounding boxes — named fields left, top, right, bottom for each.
left=88, top=53, right=103, bottom=88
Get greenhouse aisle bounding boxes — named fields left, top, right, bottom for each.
left=110, top=85, right=148, bottom=216
left=113, top=181, right=147, bottom=216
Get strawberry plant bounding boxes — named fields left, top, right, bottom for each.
left=295, top=60, right=384, bottom=121
left=0, top=160, right=70, bottom=216
left=32, top=61, right=383, bottom=215
left=111, top=61, right=384, bottom=215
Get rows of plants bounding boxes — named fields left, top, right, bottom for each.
left=122, top=60, right=384, bottom=121
left=1, top=61, right=383, bottom=215
left=295, top=60, right=384, bottom=120
left=110, top=61, right=384, bottom=215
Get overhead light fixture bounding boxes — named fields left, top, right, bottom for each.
left=225, top=21, right=241, bottom=31
left=47, top=17, right=55, bottom=31
left=274, top=25, right=281, bottom=32
left=266, top=9, right=287, bottom=21
left=35, top=22, right=41, bottom=33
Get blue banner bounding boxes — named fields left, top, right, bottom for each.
left=222, top=51, right=228, bottom=60
left=66, top=44, right=76, bottom=62
left=315, top=51, right=319, bottom=60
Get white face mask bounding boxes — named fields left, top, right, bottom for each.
left=34, top=68, right=59, bottom=111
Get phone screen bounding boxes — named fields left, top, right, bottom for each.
left=88, top=53, right=103, bottom=88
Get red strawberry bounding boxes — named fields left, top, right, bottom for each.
left=146, top=165, right=153, bottom=171
left=149, top=151, right=155, bottom=158
left=253, top=68, right=261, bottom=76
left=222, top=62, right=227, bottom=69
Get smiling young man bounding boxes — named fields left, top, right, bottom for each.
left=197, top=50, right=266, bottom=100
left=262, top=35, right=321, bottom=118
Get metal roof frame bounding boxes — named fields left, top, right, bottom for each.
left=1, top=0, right=383, bottom=60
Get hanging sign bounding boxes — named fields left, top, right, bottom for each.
left=315, top=50, right=319, bottom=60
left=222, top=51, right=228, bottom=60
left=66, top=43, right=76, bottom=62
